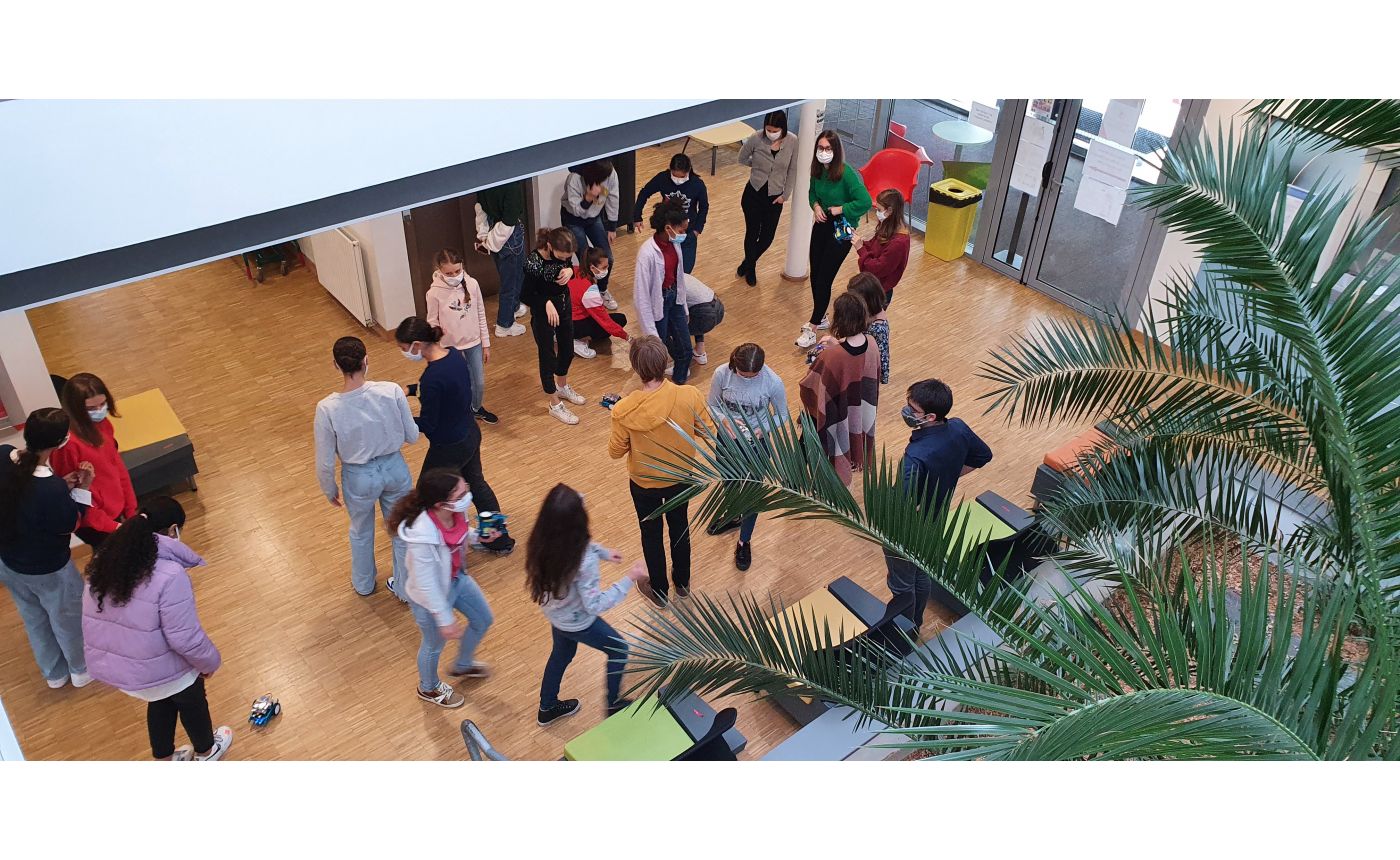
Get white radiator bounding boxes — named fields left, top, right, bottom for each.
left=307, top=227, right=373, bottom=327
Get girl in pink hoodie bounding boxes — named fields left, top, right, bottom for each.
left=426, top=249, right=497, bottom=424
left=82, top=497, right=232, bottom=761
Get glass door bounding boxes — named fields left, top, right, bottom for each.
left=978, top=99, right=1078, bottom=276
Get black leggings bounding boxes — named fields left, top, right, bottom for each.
left=808, top=222, right=852, bottom=326
left=740, top=183, right=783, bottom=270
left=147, top=676, right=214, bottom=759
left=421, top=429, right=501, bottom=513
left=573, top=312, right=627, bottom=342
left=530, top=298, right=574, bottom=395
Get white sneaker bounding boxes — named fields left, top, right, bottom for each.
left=549, top=402, right=580, bottom=425
left=600, top=290, right=620, bottom=311
left=795, top=324, right=818, bottom=349
left=46, top=676, right=67, bottom=689
left=195, top=726, right=234, bottom=761
left=815, top=315, right=831, bottom=331
left=694, top=351, right=708, bottom=365
left=558, top=384, right=586, bottom=406
left=514, top=304, right=528, bottom=319
left=386, top=576, right=408, bottom=603
left=417, top=681, right=465, bottom=709
left=171, top=744, right=194, bottom=762
left=573, top=339, right=597, bottom=358
left=70, top=671, right=93, bottom=688
left=665, top=363, right=675, bottom=376
left=495, top=323, right=526, bottom=337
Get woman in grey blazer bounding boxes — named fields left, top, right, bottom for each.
left=735, top=110, right=799, bottom=286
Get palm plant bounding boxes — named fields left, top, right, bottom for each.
left=622, top=99, right=1400, bottom=760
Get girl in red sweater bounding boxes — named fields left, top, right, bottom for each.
left=51, top=373, right=137, bottom=547
left=854, top=189, right=911, bottom=307
left=568, top=248, right=628, bottom=359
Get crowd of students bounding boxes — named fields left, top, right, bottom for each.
left=1, top=119, right=1004, bottom=755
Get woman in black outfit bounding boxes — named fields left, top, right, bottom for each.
left=522, top=227, right=588, bottom=426
left=735, top=110, right=800, bottom=286
left=0, top=408, right=95, bottom=689
left=395, top=317, right=514, bottom=554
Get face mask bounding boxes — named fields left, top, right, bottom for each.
left=442, top=272, right=464, bottom=287
left=766, top=130, right=782, bottom=141
left=901, top=405, right=930, bottom=428
left=671, top=175, right=688, bottom=186
left=816, top=150, right=834, bottom=165
left=87, top=406, right=109, bottom=422
left=170, top=525, right=182, bottom=542
left=670, top=231, right=687, bottom=245
left=875, top=209, right=889, bottom=223
left=445, top=492, right=473, bottom=513
left=593, top=268, right=609, bottom=280
left=401, top=346, right=423, bottom=362
left=59, top=435, right=71, bottom=448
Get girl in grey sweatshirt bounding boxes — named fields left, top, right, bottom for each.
left=527, top=484, right=648, bottom=726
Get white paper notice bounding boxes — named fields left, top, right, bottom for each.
left=1100, top=99, right=1145, bottom=147
left=1083, top=140, right=1138, bottom=188
left=969, top=102, right=999, bottom=132
left=1074, top=178, right=1128, bottom=225
left=1010, top=144, right=1046, bottom=196
left=1021, top=117, right=1054, bottom=149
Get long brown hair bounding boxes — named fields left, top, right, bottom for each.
left=811, top=130, right=845, bottom=182
left=386, top=469, right=461, bottom=536
left=433, top=248, right=465, bottom=269
left=848, top=273, right=885, bottom=318
left=535, top=227, right=575, bottom=255
left=61, top=372, right=119, bottom=447
left=525, top=484, right=591, bottom=605
left=873, top=189, right=905, bottom=244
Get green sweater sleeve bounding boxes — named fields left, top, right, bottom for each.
left=808, top=174, right=818, bottom=208
left=842, top=170, right=872, bottom=222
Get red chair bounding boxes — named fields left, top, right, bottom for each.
left=888, top=120, right=908, bottom=136
left=857, top=148, right=923, bottom=222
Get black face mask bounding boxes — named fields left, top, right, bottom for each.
left=901, top=406, right=926, bottom=428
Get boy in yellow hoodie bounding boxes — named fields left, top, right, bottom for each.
left=608, top=335, right=714, bottom=607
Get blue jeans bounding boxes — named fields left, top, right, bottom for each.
left=680, top=231, right=698, bottom=274
left=461, top=342, right=486, bottom=412
left=0, top=558, right=86, bottom=681
left=739, top=513, right=758, bottom=543
left=654, top=289, right=693, bottom=384
left=885, top=552, right=931, bottom=629
left=539, top=616, right=629, bottom=709
left=493, top=224, right=525, bottom=328
left=408, top=574, right=494, bottom=691
left=341, top=452, right=412, bottom=595
left=561, top=211, right=613, bottom=294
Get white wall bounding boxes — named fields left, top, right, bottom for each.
left=0, top=309, right=58, bottom=427
left=531, top=169, right=570, bottom=232
left=341, top=214, right=416, bottom=329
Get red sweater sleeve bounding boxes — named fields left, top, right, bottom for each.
left=589, top=304, right=627, bottom=339
left=858, top=233, right=910, bottom=292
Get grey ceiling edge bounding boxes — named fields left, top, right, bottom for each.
left=0, top=99, right=800, bottom=313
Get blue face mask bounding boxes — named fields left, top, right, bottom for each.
left=670, top=231, right=687, bottom=245
left=901, top=405, right=930, bottom=428
left=88, top=406, right=109, bottom=422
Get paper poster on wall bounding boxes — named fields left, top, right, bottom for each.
left=1030, top=99, right=1054, bottom=121
left=1010, top=145, right=1047, bottom=196
left=1083, top=140, right=1139, bottom=188
left=969, top=102, right=999, bottom=132
left=1100, top=99, right=1145, bottom=147
left=1021, top=116, right=1054, bottom=149
left=1074, top=177, right=1128, bottom=226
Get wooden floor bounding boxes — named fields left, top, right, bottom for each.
left=3, top=140, right=1081, bottom=760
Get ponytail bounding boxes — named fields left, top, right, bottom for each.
left=536, top=227, right=575, bottom=255
left=86, top=496, right=186, bottom=612
left=0, top=408, right=70, bottom=540
left=386, top=469, right=460, bottom=538
left=395, top=316, right=443, bottom=347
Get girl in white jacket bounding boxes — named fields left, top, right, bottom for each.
left=425, top=249, right=497, bottom=424
left=386, top=469, right=496, bottom=709
left=525, top=483, right=647, bottom=727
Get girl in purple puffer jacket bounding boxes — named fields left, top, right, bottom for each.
left=82, top=497, right=232, bottom=761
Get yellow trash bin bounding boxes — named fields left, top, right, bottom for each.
left=924, top=178, right=983, bottom=261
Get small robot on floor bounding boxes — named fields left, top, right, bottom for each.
left=249, top=695, right=282, bottom=728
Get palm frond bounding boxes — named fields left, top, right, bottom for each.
left=1250, top=99, right=1400, bottom=167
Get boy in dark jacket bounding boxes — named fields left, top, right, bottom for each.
left=633, top=153, right=709, bottom=274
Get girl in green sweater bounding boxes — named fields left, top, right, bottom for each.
left=798, top=130, right=872, bottom=349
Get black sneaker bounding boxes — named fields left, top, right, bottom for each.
left=473, top=407, right=499, bottom=425
left=736, top=261, right=748, bottom=278
left=674, top=584, right=691, bottom=599
left=706, top=516, right=742, bottom=537
left=537, top=699, right=581, bottom=727
left=745, top=268, right=757, bottom=287
left=607, top=698, right=634, bottom=717
left=735, top=541, right=752, bottom=571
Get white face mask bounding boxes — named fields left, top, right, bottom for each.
left=671, top=175, right=688, bottom=186
left=875, top=209, right=889, bottom=222
left=815, top=149, right=834, bottom=165
left=445, top=492, right=473, bottom=513
left=401, top=346, right=423, bottom=362
left=442, top=272, right=464, bottom=287
left=766, top=130, right=782, bottom=142
left=593, top=268, right=610, bottom=280
left=170, top=525, right=182, bottom=542
left=87, top=406, right=110, bottom=422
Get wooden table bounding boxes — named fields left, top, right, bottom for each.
left=683, top=121, right=757, bottom=175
